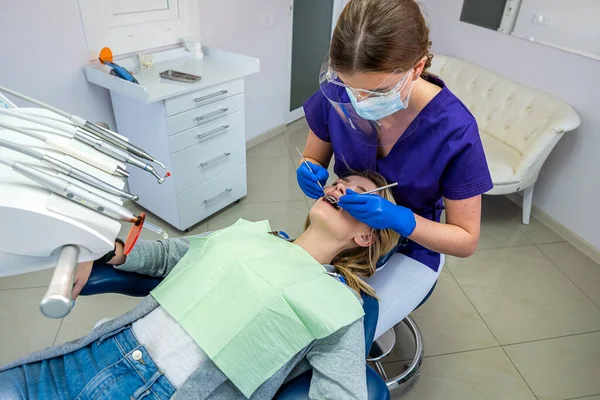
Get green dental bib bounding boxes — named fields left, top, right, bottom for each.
left=150, top=220, right=364, bottom=398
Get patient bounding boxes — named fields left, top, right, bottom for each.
left=0, top=172, right=399, bottom=400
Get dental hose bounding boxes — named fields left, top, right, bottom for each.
left=0, top=120, right=128, bottom=177
left=0, top=85, right=166, bottom=170
left=0, top=110, right=169, bottom=184
left=0, top=137, right=139, bottom=201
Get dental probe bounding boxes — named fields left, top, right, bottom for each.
left=0, top=137, right=138, bottom=201
left=0, top=85, right=166, bottom=169
left=0, top=155, right=141, bottom=224
left=0, top=110, right=168, bottom=183
left=296, top=147, right=325, bottom=192
left=0, top=121, right=129, bottom=178
left=361, top=182, right=399, bottom=195
left=327, top=183, right=399, bottom=206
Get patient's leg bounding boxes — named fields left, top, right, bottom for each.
left=0, top=327, right=176, bottom=399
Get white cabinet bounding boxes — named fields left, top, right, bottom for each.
left=79, top=0, right=259, bottom=230
left=86, top=47, right=259, bottom=230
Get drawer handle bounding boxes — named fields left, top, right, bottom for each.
left=194, top=90, right=228, bottom=103
left=197, top=125, right=230, bottom=141
left=199, top=152, right=231, bottom=168
left=203, top=188, right=233, bottom=205
left=195, top=108, right=229, bottom=122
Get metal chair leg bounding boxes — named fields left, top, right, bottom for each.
left=368, top=316, right=425, bottom=395
left=374, top=361, right=389, bottom=380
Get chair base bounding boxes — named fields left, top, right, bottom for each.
left=368, top=316, right=424, bottom=395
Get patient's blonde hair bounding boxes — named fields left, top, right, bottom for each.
left=305, top=171, right=401, bottom=298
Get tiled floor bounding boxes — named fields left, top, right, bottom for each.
left=1, top=118, right=599, bottom=399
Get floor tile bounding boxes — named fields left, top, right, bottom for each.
left=448, top=246, right=600, bottom=344
left=244, top=157, right=305, bottom=203
left=410, top=269, right=499, bottom=356
left=0, top=288, right=62, bottom=366
left=479, top=197, right=531, bottom=249
left=538, top=242, right=600, bottom=308
left=208, top=200, right=309, bottom=239
left=379, top=269, right=498, bottom=364
left=0, top=268, right=54, bottom=291
left=388, top=348, right=536, bottom=400
left=505, top=332, right=600, bottom=400
left=478, top=217, right=532, bottom=250
left=247, top=134, right=290, bottom=159
left=55, top=294, right=142, bottom=345
left=482, top=195, right=564, bottom=245
left=518, top=218, right=565, bottom=245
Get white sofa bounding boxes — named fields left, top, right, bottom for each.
left=428, top=55, right=581, bottom=224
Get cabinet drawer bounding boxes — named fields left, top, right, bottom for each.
left=178, top=163, right=247, bottom=229
left=165, top=79, right=244, bottom=116
left=171, top=125, right=246, bottom=193
left=169, top=110, right=245, bottom=154
left=167, top=94, right=244, bottom=135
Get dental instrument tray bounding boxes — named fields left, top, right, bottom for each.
left=159, top=70, right=202, bottom=83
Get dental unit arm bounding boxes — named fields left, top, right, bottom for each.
left=0, top=101, right=167, bottom=319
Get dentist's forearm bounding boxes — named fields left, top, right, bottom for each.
left=409, top=215, right=479, bottom=258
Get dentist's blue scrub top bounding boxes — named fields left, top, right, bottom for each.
left=303, top=75, right=493, bottom=272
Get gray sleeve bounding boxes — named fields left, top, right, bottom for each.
left=114, top=237, right=191, bottom=277
left=306, top=318, right=368, bottom=400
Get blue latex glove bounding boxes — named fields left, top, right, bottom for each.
left=296, top=161, right=329, bottom=199
left=338, top=189, right=417, bottom=237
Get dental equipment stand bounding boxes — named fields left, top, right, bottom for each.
left=0, top=107, right=165, bottom=318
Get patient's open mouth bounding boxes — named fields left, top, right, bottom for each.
left=323, top=194, right=340, bottom=210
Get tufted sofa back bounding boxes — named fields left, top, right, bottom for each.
left=428, top=55, right=580, bottom=182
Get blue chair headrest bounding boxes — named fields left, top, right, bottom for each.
left=376, top=238, right=404, bottom=270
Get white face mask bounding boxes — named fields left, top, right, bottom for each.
left=346, top=75, right=415, bottom=121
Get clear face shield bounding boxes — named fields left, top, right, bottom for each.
left=319, top=53, right=420, bottom=146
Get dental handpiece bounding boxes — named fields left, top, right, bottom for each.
left=0, top=156, right=139, bottom=224
left=80, top=121, right=166, bottom=170
left=0, top=85, right=165, bottom=169
left=0, top=120, right=129, bottom=178
left=0, top=137, right=138, bottom=201
left=75, top=130, right=169, bottom=184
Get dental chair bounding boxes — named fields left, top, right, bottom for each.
left=80, top=238, right=392, bottom=400
left=364, top=244, right=438, bottom=395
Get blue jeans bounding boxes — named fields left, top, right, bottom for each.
left=0, top=326, right=176, bottom=400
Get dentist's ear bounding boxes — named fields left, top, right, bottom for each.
left=354, top=231, right=375, bottom=248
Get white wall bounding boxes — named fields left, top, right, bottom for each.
left=512, top=0, right=600, bottom=59
left=0, top=0, right=292, bottom=142
left=0, top=1, right=115, bottom=128
left=421, top=0, right=600, bottom=251
left=198, top=0, right=292, bottom=140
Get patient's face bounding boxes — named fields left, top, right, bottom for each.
left=309, top=175, right=379, bottom=242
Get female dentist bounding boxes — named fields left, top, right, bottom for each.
left=297, top=0, right=493, bottom=338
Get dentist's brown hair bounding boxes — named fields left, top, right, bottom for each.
left=330, top=0, right=433, bottom=75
